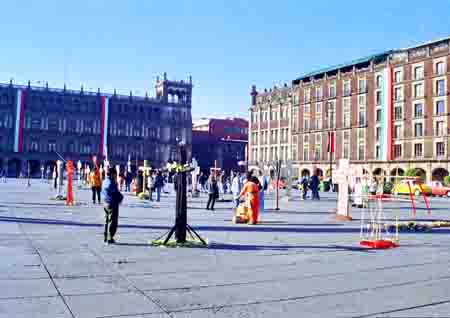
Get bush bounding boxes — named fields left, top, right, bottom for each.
left=383, top=181, right=394, bottom=194
left=444, top=176, right=450, bottom=186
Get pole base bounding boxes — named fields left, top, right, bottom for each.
left=332, top=213, right=353, bottom=221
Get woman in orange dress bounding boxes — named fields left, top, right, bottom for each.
left=239, top=172, right=260, bottom=224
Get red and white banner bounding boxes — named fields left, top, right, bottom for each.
left=99, top=96, right=109, bottom=158
left=13, top=89, right=25, bottom=153
left=327, top=131, right=335, bottom=153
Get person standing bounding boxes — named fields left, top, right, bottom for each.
left=231, top=171, right=243, bottom=209
left=52, top=167, right=58, bottom=190
left=258, top=170, right=268, bottom=213
left=310, top=173, right=320, bottom=200
left=102, top=168, right=123, bottom=244
left=154, top=170, right=164, bottom=202
left=239, top=172, right=260, bottom=225
left=206, top=176, right=219, bottom=211
left=90, top=167, right=102, bottom=204
left=124, top=171, right=132, bottom=192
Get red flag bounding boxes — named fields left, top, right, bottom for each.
left=327, top=131, right=335, bottom=153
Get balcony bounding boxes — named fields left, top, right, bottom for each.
left=342, top=90, right=352, bottom=97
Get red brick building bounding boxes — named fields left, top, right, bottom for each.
left=192, top=118, right=248, bottom=173
left=249, top=36, right=450, bottom=182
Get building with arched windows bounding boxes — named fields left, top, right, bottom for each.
left=249, top=36, right=450, bottom=183
left=0, top=73, right=193, bottom=177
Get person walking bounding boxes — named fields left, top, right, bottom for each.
left=102, top=168, right=123, bottom=244
left=239, top=172, right=260, bottom=225
left=231, top=171, right=243, bottom=209
left=300, top=175, right=309, bottom=200
left=258, top=170, right=268, bottom=213
left=310, top=173, right=320, bottom=200
left=124, top=171, right=132, bottom=192
left=90, top=167, right=102, bottom=204
left=206, top=176, right=219, bottom=211
left=154, top=170, right=164, bottom=202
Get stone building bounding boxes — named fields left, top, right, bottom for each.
left=0, top=73, right=192, bottom=177
left=249, top=36, right=450, bottom=183
left=192, top=118, right=248, bottom=173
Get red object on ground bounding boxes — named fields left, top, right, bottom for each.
left=360, top=239, right=398, bottom=249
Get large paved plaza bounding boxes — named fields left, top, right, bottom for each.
left=1, top=179, right=450, bottom=317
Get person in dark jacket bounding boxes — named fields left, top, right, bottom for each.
left=154, top=170, right=164, bottom=202
left=309, top=173, right=320, bottom=200
left=102, top=167, right=123, bottom=244
left=206, top=176, right=219, bottom=211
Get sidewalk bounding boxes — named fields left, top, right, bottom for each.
left=0, top=180, right=449, bottom=317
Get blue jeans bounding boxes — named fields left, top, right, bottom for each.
left=156, top=187, right=161, bottom=202
left=259, top=191, right=265, bottom=212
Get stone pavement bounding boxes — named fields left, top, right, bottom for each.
left=1, top=179, right=450, bottom=317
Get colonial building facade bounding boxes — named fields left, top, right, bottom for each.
left=192, top=117, right=248, bottom=173
left=249, top=36, right=450, bottom=182
left=0, top=73, right=192, bottom=177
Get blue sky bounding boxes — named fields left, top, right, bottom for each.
left=1, top=0, right=449, bottom=118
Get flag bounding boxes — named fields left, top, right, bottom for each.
left=327, top=131, right=335, bottom=153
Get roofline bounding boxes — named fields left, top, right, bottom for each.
left=292, top=51, right=392, bottom=85
left=398, top=35, right=450, bottom=51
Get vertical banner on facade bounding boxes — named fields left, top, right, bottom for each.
left=385, top=65, right=393, bottom=161
left=378, top=66, right=393, bottom=162
left=100, top=96, right=109, bottom=158
left=14, top=89, right=25, bottom=153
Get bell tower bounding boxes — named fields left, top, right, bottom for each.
left=155, top=72, right=193, bottom=106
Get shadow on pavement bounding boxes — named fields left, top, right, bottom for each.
left=208, top=243, right=373, bottom=253
left=2, top=216, right=450, bottom=234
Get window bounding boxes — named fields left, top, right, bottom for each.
left=358, top=111, right=365, bottom=125
left=304, top=104, right=310, bottom=114
left=376, top=91, right=382, bottom=105
left=304, top=119, right=309, bottom=130
left=303, top=147, right=309, bottom=161
left=436, top=121, right=445, bottom=136
left=414, top=66, right=424, bottom=80
left=394, top=144, right=402, bottom=158
left=435, top=100, right=445, bottom=115
left=376, top=75, right=382, bottom=88
left=394, top=71, right=402, bottom=83
left=30, top=140, right=39, bottom=152
left=414, top=143, right=423, bottom=157
left=343, top=98, right=351, bottom=127
left=327, top=101, right=335, bottom=128
left=343, top=81, right=351, bottom=96
left=376, top=109, right=382, bottom=122
left=414, top=123, right=423, bottom=137
left=315, top=117, right=322, bottom=130
left=315, top=87, right=322, bottom=100
left=414, top=83, right=423, bottom=98
left=376, top=127, right=381, bottom=141
left=394, top=125, right=401, bottom=139
left=394, top=87, right=402, bottom=101
left=436, top=80, right=445, bottom=96
left=358, top=95, right=365, bottom=106
left=436, top=142, right=445, bottom=157
left=414, top=103, right=423, bottom=118
left=394, top=106, right=402, bottom=120
left=435, top=62, right=445, bottom=75
left=48, top=141, right=56, bottom=152
left=375, top=145, right=380, bottom=159
left=315, top=103, right=322, bottom=113
left=358, top=143, right=365, bottom=160
left=358, top=78, right=366, bottom=94
left=304, top=88, right=310, bottom=103
left=329, top=83, right=336, bottom=98
left=343, top=131, right=350, bottom=159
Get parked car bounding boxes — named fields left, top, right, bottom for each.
left=428, top=181, right=450, bottom=197
left=393, top=180, right=432, bottom=196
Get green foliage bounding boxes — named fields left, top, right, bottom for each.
left=404, top=168, right=426, bottom=183
left=383, top=181, right=394, bottom=194
left=444, top=176, right=450, bottom=186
